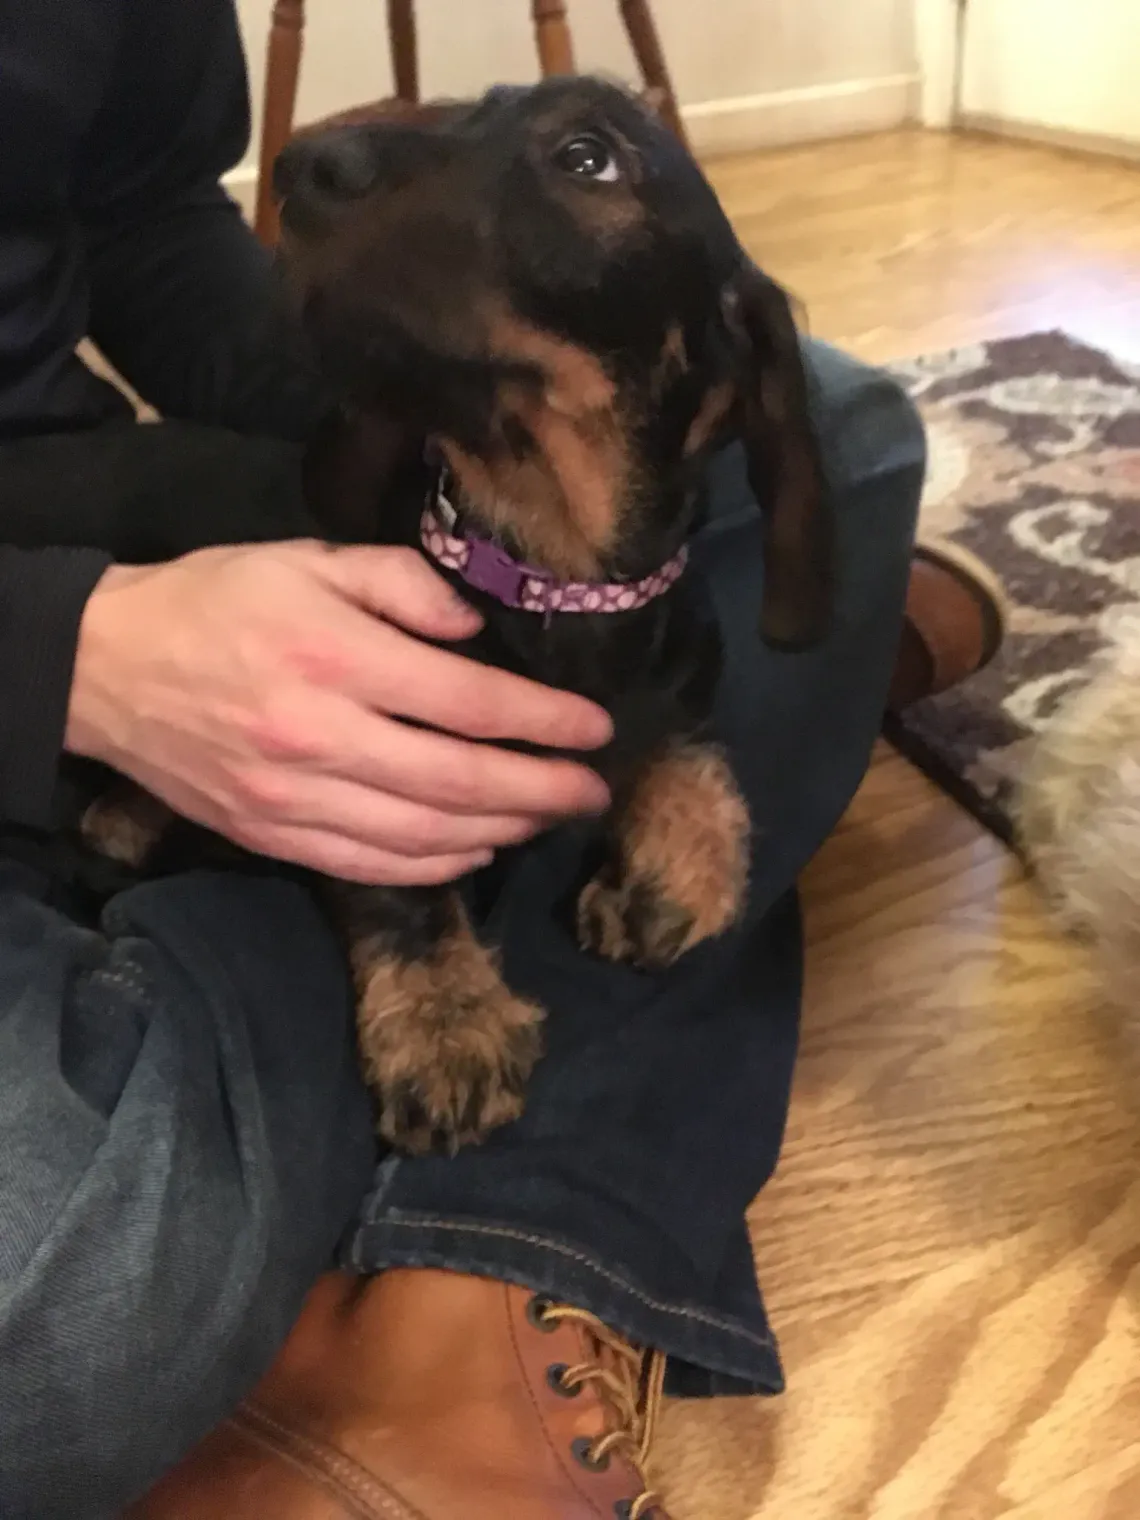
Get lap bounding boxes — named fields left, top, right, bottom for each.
left=702, top=337, right=925, bottom=907
left=347, top=342, right=925, bottom=1311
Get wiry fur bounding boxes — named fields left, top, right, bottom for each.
left=80, top=77, right=833, bottom=1153
left=578, top=743, right=750, bottom=969
left=1017, top=634, right=1140, bottom=1005
left=336, top=884, right=544, bottom=1155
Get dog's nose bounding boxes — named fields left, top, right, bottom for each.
left=274, top=134, right=380, bottom=208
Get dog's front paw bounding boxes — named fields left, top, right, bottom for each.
left=354, top=941, right=544, bottom=1156
left=577, top=872, right=705, bottom=970
left=577, top=744, right=749, bottom=970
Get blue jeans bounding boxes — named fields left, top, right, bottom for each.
left=0, top=341, right=923, bottom=1517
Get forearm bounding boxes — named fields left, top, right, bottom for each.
left=0, top=421, right=316, bottom=828
left=0, top=424, right=316, bottom=563
left=0, top=546, right=110, bottom=828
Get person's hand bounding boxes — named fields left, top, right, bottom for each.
left=66, top=542, right=612, bottom=884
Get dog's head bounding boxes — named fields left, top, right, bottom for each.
left=276, top=77, right=830, bottom=646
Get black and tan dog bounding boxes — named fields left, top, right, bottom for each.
left=85, top=76, right=831, bottom=1154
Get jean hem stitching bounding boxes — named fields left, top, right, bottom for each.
left=359, top=1212, right=775, bottom=1351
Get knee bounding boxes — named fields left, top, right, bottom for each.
left=803, top=338, right=926, bottom=498
left=0, top=873, right=376, bottom=1516
left=0, top=1239, right=315, bottom=1516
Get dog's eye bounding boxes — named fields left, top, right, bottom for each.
left=553, top=135, right=621, bottom=184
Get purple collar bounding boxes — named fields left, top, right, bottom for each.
left=419, top=477, right=688, bottom=616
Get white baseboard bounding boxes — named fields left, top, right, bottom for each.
left=962, top=112, right=1140, bottom=165
left=681, top=74, right=922, bottom=158
left=223, top=165, right=259, bottom=222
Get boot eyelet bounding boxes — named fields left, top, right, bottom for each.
left=546, top=1362, right=582, bottom=1398
left=527, top=1295, right=558, bottom=1332
left=572, top=1436, right=610, bottom=1473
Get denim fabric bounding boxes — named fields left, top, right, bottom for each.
left=0, top=866, right=376, bottom=1517
left=0, top=339, right=924, bottom=1517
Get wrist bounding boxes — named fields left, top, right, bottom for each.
left=64, top=563, right=151, bottom=765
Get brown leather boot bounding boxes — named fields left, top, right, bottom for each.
left=887, top=540, right=1009, bottom=711
left=130, top=1269, right=672, bottom=1519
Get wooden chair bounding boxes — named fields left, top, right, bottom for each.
left=254, top=0, right=687, bottom=244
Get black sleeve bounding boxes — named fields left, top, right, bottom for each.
left=78, top=0, right=330, bottom=442
left=0, top=0, right=323, bottom=829
left=86, top=185, right=329, bottom=444
left=0, top=2, right=121, bottom=825
left=0, top=546, right=109, bottom=829
left=0, top=2, right=134, bottom=439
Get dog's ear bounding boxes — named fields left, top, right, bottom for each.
left=723, top=262, right=832, bottom=649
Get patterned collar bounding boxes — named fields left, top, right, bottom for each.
left=419, top=468, right=688, bottom=616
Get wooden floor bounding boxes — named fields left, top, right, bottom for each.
left=655, top=131, right=1140, bottom=1519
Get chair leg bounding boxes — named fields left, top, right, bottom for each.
left=387, top=0, right=419, bottom=102
left=255, top=0, right=305, bottom=245
left=532, top=0, right=576, bottom=76
left=618, top=0, right=687, bottom=144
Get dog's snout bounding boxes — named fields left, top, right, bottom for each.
left=274, top=135, right=380, bottom=210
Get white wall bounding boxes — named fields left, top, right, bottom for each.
left=961, top=0, right=1140, bottom=146
left=914, top=0, right=961, bottom=128
left=230, top=0, right=919, bottom=201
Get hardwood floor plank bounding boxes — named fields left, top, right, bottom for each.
left=655, top=131, right=1140, bottom=1520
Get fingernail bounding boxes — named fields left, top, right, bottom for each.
left=586, top=707, right=614, bottom=746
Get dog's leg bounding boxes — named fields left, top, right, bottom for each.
left=81, top=782, right=173, bottom=868
left=578, top=743, right=750, bottom=969
left=329, top=882, right=544, bottom=1155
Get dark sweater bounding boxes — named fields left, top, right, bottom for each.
left=0, top=0, right=320, bottom=830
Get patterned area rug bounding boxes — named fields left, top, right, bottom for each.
left=885, top=331, right=1140, bottom=846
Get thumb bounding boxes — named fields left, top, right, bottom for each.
left=310, top=544, right=484, bottom=641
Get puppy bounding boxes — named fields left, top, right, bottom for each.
left=85, top=77, right=832, bottom=1153
left=1017, top=632, right=1140, bottom=1006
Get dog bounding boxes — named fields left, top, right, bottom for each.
left=1017, top=631, right=1140, bottom=1007
left=82, top=76, right=832, bottom=1154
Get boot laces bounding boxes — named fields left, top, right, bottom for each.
left=538, top=1301, right=666, bottom=1519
